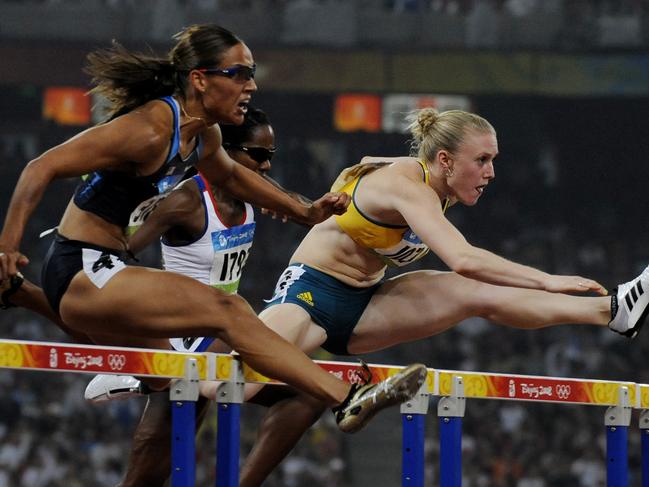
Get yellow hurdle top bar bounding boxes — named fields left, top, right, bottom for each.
left=1, top=339, right=647, bottom=408
left=0, top=339, right=214, bottom=380
left=436, top=369, right=639, bottom=408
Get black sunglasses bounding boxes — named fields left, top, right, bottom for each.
left=196, top=64, right=256, bottom=82
left=224, top=144, right=276, bottom=164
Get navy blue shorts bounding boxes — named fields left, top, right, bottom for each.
left=264, top=263, right=381, bottom=355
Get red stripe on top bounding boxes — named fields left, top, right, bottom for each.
left=197, top=172, right=247, bottom=228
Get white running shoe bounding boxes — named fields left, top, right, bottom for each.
left=609, top=265, right=649, bottom=338
left=84, top=375, right=144, bottom=403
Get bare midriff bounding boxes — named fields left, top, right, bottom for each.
left=289, top=217, right=386, bottom=288
left=58, top=201, right=129, bottom=251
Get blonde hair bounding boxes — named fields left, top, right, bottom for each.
left=406, top=108, right=495, bottom=162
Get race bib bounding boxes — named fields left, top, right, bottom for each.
left=127, top=173, right=188, bottom=234
left=127, top=194, right=167, bottom=234
left=374, top=229, right=430, bottom=267
left=209, top=222, right=255, bottom=293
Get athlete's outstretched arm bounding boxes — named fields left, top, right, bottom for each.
left=196, top=128, right=348, bottom=226
left=261, top=174, right=312, bottom=206
left=389, top=172, right=606, bottom=295
left=0, top=109, right=170, bottom=280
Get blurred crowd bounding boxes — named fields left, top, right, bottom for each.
left=2, top=0, right=649, bottom=50
left=1, top=110, right=649, bottom=486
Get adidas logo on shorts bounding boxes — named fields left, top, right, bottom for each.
left=296, top=291, right=314, bottom=306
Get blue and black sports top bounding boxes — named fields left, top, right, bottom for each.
left=73, top=96, right=203, bottom=228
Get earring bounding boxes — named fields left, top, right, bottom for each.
left=445, top=168, right=454, bottom=178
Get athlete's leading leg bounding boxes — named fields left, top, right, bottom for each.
left=198, top=303, right=328, bottom=402
left=60, top=266, right=351, bottom=405
left=239, top=304, right=329, bottom=486
left=349, top=270, right=611, bottom=354
left=64, top=266, right=426, bottom=432
left=120, top=330, right=327, bottom=487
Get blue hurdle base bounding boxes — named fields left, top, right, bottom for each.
left=172, top=400, right=196, bottom=487
left=402, top=412, right=426, bottom=486
left=607, top=425, right=629, bottom=487
left=642, top=427, right=649, bottom=487
left=216, top=402, right=241, bottom=487
left=439, top=416, right=462, bottom=487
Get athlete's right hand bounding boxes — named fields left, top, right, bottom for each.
left=0, top=246, right=29, bottom=281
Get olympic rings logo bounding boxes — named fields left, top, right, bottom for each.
left=555, top=384, right=571, bottom=399
left=108, top=354, right=127, bottom=371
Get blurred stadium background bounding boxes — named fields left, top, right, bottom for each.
left=2, top=0, right=649, bottom=485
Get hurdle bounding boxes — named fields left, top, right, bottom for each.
left=0, top=338, right=219, bottom=486
left=430, top=369, right=644, bottom=487
left=217, top=357, right=436, bottom=486
left=207, top=358, right=649, bottom=486
left=1, top=338, right=648, bottom=486
left=0, top=338, right=435, bottom=486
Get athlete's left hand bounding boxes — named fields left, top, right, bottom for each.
left=544, top=275, right=608, bottom=295
left=303, top=192, right=351, bottom=225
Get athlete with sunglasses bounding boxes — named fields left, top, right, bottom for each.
left=1, top=106, right=340, bottom=486
left=85, top=107, right=332, bottom=486
left=0, top=22, right=426, bottom=454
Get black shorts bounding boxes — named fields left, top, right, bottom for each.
left=41, top=234, right=129, bottom=314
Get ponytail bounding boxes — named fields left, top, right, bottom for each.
left=85, top=42, right=177, bottom=121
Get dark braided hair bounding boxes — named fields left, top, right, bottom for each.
left=220, top=107, right=271, bottom=146
left=85, top=24, right=242, bottom=121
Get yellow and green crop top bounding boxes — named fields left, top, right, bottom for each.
left=333, top=160, right=447, bottom=268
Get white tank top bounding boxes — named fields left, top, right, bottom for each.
left=161, top=174, right=255, bottom=294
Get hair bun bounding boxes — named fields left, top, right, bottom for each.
left=417, top=108, right=439, bottom=134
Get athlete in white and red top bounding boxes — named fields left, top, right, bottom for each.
left=111, top=108, right=325, bottom=487
left=161, top=173, right=255, bottom=292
